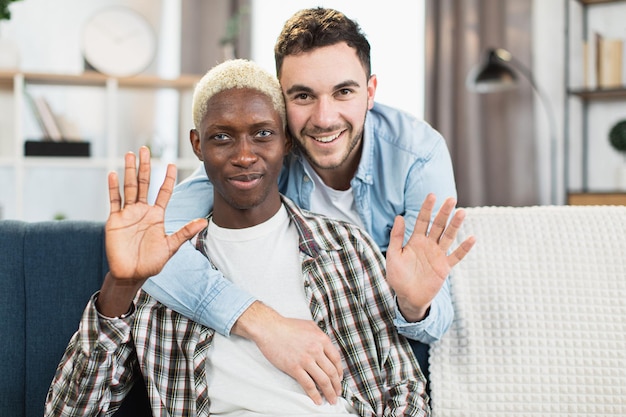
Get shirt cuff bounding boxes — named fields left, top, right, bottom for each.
left=393, top=297, right=439, bottom=344
left=80, top=292, right=134, bottom=353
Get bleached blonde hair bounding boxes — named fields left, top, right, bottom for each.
left=192, top=59, right=286, bottom=129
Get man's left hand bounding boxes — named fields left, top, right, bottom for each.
left=385, top=193, right=475, bottom=322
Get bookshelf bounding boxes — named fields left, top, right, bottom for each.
left=0, top=70, right=202, bottom=221
left=564, top=0, right=626, bottom=200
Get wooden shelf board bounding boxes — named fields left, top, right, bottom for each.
left=0, top=70, right=200, bottom=89
left=118, top=74, right=201, bottom=89
left=0, top=70, right=17, bottom=89
left=568, top=87, right=626, bottom=100
left=578, top=0, right=626, bottom=5
left=567, top=192, right=626, bottom=205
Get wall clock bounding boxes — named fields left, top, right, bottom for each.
left=81, top=6, right=156, bottom=77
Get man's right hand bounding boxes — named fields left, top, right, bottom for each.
left=232, top=301, right=343, bottom=405
left=98, top=147, right=206, bottom=318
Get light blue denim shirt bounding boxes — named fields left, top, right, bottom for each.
left=143, top=102, right=457, bottom=343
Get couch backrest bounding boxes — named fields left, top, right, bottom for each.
left=429, top=205, right=626, bottom=417
left=0, top=221, right=27, bottom=415
left=0, top=220, right=107, bottom=417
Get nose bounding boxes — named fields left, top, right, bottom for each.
left=310, top=96, right=336, bottom=128
left=231, top=138, right=258, bottom=167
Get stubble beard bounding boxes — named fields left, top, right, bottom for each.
left=295, top=114, right=367, bottom=172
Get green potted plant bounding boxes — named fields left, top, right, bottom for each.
left=609, top=119, right=626, bottom=154
left=609, top=119, right=626, bottom=189
left=1, top=0, right=21, bottom=21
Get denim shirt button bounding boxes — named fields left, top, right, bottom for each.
left=303, top=175, right=310, bottom=182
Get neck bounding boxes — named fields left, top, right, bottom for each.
left=212, top=193, right=282, bottom=229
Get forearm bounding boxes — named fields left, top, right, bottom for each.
left=394, top=278, right=454, bottom=343
left=45, top=295, right=136, bottom=416
left=396, top=298, right=430, bottom=323
left=231, top=300, right=281, bottom=341
left=98, top=272, right=143, bottom=318
left=143, top=241, right=256, bottom=335
left=164, top=163, right=214, bottom=233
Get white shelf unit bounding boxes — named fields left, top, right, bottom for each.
left=0, top=70, right=201, bottom=221
left=564, top=0, right=626, bottom=197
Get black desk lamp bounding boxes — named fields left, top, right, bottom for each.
left=467, top=48, right=558, bottom=205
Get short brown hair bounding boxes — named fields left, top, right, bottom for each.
left=274, top=8, right=371, bottom=79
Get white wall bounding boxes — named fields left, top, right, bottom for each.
left=249, top=0, right=425, bottom=119
left=2, top=0, right=164, bottom=73
left=532, top=0, right=565, bottom=204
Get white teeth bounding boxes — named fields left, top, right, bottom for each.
left=313, top=133, right=340, bottom=143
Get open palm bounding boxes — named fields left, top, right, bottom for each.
left=386, top=194, right=476, bottom=322
left=105, top=147, right=206, bottom=284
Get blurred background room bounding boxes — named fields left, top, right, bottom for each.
left=0, top=0, right=624, bottom=221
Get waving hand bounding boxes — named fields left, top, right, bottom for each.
left=97, top=147, right=207, bottom=317
left=385, top=194, right=476, bottom=322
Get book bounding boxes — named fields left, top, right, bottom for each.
left=24, top=92, right=51, bottom=140
left=583, top=34, right=598, bottom=89
left=584, top=33, right=624, bottom=90
left=597, top=36, right=623, bottom=89
left=30, top=95, right=63, bottom=141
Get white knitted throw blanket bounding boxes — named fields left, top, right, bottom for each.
left=429, top=205, right=626, bottom=417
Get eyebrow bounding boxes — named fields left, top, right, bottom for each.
left=285, top=80, right=361, bottom=95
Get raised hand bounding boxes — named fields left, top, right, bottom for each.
left=385, top=193, right=476, bottom=322
left=98, top=147, right=207, bottom=317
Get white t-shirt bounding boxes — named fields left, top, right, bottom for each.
left=203, top=205, right=356, bottom=416
left=303, top=159, right=365, bottom=229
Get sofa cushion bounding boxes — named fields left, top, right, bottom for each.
left=23, top=221, right=107, bottom=417
left=0, top=221, right=27, bottom=416
left=429, top=205, right=626, bottom=417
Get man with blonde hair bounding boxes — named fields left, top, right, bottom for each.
left=43, top=59, right=461, bottom=416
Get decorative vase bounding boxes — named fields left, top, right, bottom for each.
left=0, top=23, right=20, bottom=69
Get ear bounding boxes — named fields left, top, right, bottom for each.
left=190, top=129, right=203, bottom=161
left=367, top=74, right=377, bottom=110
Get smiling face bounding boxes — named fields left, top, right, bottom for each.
left=279, top=42, right=377, bottom=190
left=191, top=88, right=290, bottom=228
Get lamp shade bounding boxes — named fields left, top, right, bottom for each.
left=467, top=49, right=518, bottom=93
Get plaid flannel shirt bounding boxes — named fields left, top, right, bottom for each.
left=45, top=197, right=429, bottom=417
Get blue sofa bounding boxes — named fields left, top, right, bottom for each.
left=5, top=205, right=623, bottom=417
left=0, top=220, right=151, bottom=417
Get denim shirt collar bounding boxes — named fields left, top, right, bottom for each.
left=353, top=112, right=376, bottom=186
